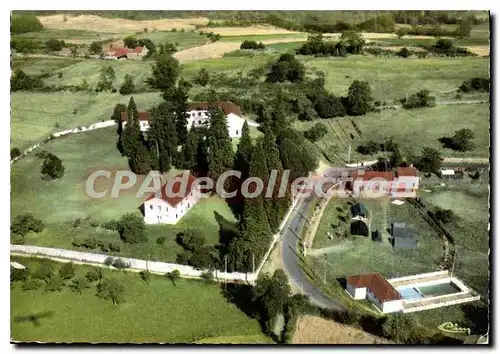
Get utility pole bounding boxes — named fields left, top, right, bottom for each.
left=323, top=254, right=327, bottom=284
left=224, top=255, right=228, bottom=291
left=252, top=254, right=255, bottom=275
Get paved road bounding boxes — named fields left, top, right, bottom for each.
left=281, top=196, right=347, bottom=311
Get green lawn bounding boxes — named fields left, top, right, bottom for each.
left=10, top=257, right=270, bottom=343
left=295, top=103, right=490, bottom=164
left=10, top=92, right=163, bottom=150
left=11, top=127, right=237, bottom=262
left=43, top=59, right=154, bottom=91
left=11, top=57, right=83, bottom=76
left=137, top=30, right=209, bottom=49
left=308, top=198, right=444, bottom=279
left=307, top=56, right=489, bottom=101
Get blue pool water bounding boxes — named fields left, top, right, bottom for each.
left=397, top=287, right=424, bottom=300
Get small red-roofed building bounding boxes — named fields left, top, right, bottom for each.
left=346, top=273, right=404, bottom=313
left=143, top=173, right=202, bottom=224
left=121, top=111, right=150, bottom=132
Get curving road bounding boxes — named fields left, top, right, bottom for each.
left=281, top=195, right=346, bottom=311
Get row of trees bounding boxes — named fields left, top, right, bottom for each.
left=240, top=40, right=265, bottom=50
left=297, top=32, right=365, bottom=57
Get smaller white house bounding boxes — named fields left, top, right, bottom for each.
left=346, top=273, right=404, bottom=313
left=143, top=173, right=201, bottom=225
left=121, top=112, right=150, bottom=132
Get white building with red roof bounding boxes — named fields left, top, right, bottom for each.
left=143, top=173, right=201, bottom=224
left=349, top=167, right=419, bottom=198
left=346, top=273, right=404, bottom=313
left=121, top=101, right=259, bottom=138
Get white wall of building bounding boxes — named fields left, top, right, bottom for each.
left=144, top=189, right=201, bottom=225
left=382, top=299, right=404, bottom=313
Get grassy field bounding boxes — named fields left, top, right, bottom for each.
left=307, top=56, right=489, bottom=101
left=418, top=178, right=490, bottom=298
left=219, top=33, right=308, bottom=43
left=180, top=53, right=275, bottom=79
left=10, top=92, right=163, bottom=150
left=308, top=197, right=444, bottom=279
left=11, top=127, right=237, bottom=262
left=266, top=41, right=304, bottom=51
left=10, top=257, right=270, bottom=343
left=12, top=28, right=119, bottom=43
left=294, top=103, right=490, bottom=165
left=43, top=59, right=154, bottom=91
left=136, top=30, right=209, bottom=49
left=11, top=57, right=83, bottom=76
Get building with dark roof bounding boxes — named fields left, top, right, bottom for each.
left=346, top=273, right=404, bottom=313
left=391, top=222, right=418, bottom=249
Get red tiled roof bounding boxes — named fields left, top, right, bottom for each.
left=113, top=48, right=130, bottom=57
left=134, top=46, right=143, bottom=53
left=146, top=173, right=197, bottom=207
left=396, top=167, right=417, bottom=177
left=352, top=170, right=395, bottom=181
left=187, top=101, right=241, bottom=116
left=121, top=112, right=149, bottom=122
left=347, top=273, right=401, bottom=302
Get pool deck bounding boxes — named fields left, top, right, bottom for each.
left=388, top=273, right=450, bottom=288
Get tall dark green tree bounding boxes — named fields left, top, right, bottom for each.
left=149, top=101, right=178, bottom=173
left=131, top=143, right=153, bottom=175
left=234, top=142, right=273, bottom=271
left=183, top=123, right=199, bottom=172
left=277, top=128, right=318, bottom=181
left=234, top=121, right=253, bottom=180
left=145, top=54, right=180, bottom=92
left=346, top=80, right=373, bottom=116
left=121, top=97, right=142, bottom=158
left=261, top=126, right=289, bottom=232
left=163, top=78, right=191, bottom=146
left=206, top=107, right=234, bottom=181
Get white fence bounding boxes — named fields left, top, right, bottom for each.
left=11, top=245, right=256, bottom=283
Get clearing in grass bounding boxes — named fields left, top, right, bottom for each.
left=10, top=92, right=163, bottom=150
left=10, top=257, right=268, bottom=343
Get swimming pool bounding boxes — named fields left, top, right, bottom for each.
left=397, top=282, right=462, bottom=300
left=417, top=282, right=462, bottom=297
left=397, top=286, right=423, bottom=300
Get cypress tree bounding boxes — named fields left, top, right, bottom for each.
left=121, top=97, right=141, bottom=158
left=206, top=107, right=234, bottom=181
left=149, top=102, right=177, bottom=173
left=183, top=123, right=199, bottom=172
left=112, top=103, right=126, bottom=154
left=131, top=143, right=152, bottom=175
left=234, top=120, right=253, bottom=180
left=261, top=126, right=289, bottom=232
left=164, top=79, right=191, bottom=146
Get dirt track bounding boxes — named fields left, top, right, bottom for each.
left=292, top=315, right=391, bottom=344
left=38, top=14, right=209, bottom=33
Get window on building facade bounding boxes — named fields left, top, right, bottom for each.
left=157, top=205, right=161, bottom=212
left=150, top=205, right=153, bottom=210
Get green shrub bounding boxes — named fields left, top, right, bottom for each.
left=11, top=213, right=45, bottom=236
left=10, top=148, right=21, bottom=160
left=304, top=123, right=328, bottom=142
left=401, top=89, right=436, bottom=109
left=58, top=262, right=75, bottom=280
left=112, top=258, right=130, bottom=269
left=459, top=78, right=490, bottom=93
left=157, top=236, right=166, bottom=245
left=104, top=257, right=114, bottom=266
left=40, top=153, right=65, bottom=180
